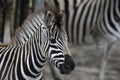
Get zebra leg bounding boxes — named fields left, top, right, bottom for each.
left=98, top=47, right=108, bottom=80
left=98, top=41, right=118, bottom=80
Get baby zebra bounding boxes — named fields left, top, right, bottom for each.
left=0, top=3, right=75, bottom=80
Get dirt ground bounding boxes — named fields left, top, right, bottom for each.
left=44, top=43, right=120, bottom=80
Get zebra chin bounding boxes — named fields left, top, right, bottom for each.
left=59, top=54, right=75, bottom=74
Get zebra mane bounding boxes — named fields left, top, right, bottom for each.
left=10, top=1, right=64, bottom=45
left=34, top=1, right=65, bottom=29
left=11, top=13, right=44, bottom=45
left=43, top=1, right=65, bottom=28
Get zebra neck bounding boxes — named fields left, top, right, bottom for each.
left=11, top=13, right=45, bottom=45
left=0, top=28, right=47, bottom=79
left=21, top=39, right=47, bottom=75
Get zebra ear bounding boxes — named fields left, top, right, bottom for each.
left=56, top=10, right=65, bottom=27
left=44, top=0, right=52, bottom=11
left=59, top=10, right=64, bottom=16
left=44, top=1, right=49, bottom=9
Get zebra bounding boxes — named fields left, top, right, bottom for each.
left=44, top=0, right=120, bottom=80
left=0, top=2, right=75, bottom=80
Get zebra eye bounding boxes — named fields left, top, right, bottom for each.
left=52, top=19, right=55, bottom=23
left=48, top=14, right=51, bottom=17
left=50, top=39, right=56, bottom=43
left=43, top=27, right=47, bottom=29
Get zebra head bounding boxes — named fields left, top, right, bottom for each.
left=44, top=2, right=75, bottom=74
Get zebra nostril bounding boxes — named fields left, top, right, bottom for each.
left=64, top=54, right=75, bottom=70
left=59, top=54, right=75, bottom=74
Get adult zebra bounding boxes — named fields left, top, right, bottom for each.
left=0, top=3, right=75, bottom=80
left=45, top=0, right=120, bottom=80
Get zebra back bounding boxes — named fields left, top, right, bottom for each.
left=45, top=0, right=120, bottom=45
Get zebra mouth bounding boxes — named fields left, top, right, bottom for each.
left=59, top=54, right=75, bottom=74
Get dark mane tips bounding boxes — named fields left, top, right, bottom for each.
left=44, top=1, right=65, bottom=28
left=55, top=10, right=64, bottom=27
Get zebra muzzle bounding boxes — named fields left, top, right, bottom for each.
left=59, top=54, right=75, bottom=74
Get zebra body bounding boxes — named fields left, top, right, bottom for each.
left=0, top=4, right=75, bottom=80
left=47, top=0, right=120, bottom=44
left=45, top=0, right=120, bottom=80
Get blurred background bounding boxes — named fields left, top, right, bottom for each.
left=0, top=0, right=43, bottom=43
left=0, top=0, right=120, bottom=80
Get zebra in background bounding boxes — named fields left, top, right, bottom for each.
left=0, top=2, right=75, bottom=80
left=45, top=0, right=120, bottom=80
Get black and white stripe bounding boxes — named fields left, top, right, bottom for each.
left=45, top=0, right=120, bottom=80
left=46, top=0, right=120, bottom=44
left=0, top=5, right=75, bottom=80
